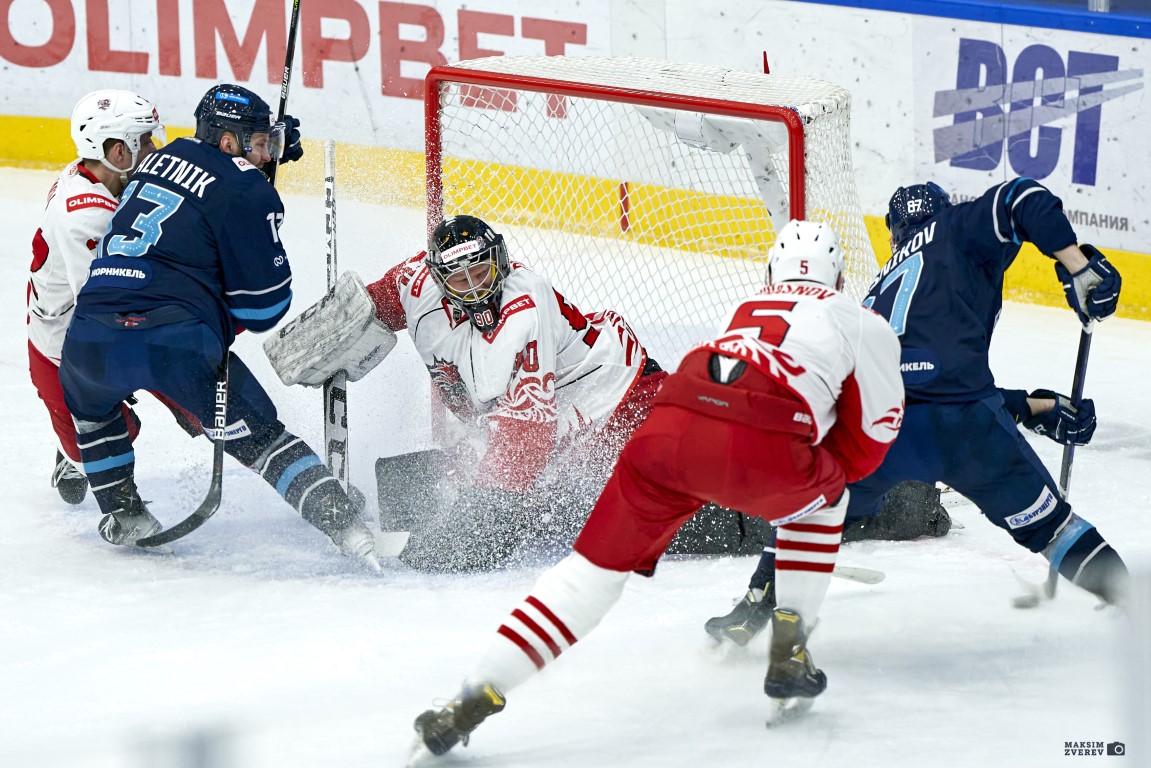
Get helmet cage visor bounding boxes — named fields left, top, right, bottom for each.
left=428, top=236, right=509, bottom=310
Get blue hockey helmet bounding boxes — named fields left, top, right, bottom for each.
left=886, top=182, right=952, bottom=247
left=194, top=84, right=283, bottom=158
left=426, top=215, right=510, bottom=333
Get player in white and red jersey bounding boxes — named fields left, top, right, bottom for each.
left=408, top=219, right=905, bottom=758
left=265, top=214, right=665, bottom=571
left=27, top=90, right=179, bottom=505
left=367, top=215, right=665, bottom=570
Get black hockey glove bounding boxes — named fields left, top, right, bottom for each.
left=1022, top=389, right=1096, bottom=446
left=1055, top=245, right=1121, bottom=325
left=280, top=114, right=303, bottom=163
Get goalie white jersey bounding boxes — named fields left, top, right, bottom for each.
left=368, top=254, right=649, bottom=489
left=696, top=280, right=904, bottom=481
left=28, top=160, right=120, bottom=363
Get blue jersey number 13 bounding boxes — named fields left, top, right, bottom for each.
left=104, top=181, right=184, bottom=258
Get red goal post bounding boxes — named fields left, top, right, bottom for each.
left=424, top=55, right=875, bottom=367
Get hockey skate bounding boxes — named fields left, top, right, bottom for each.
left=764, top=609, right=826, bottom=725
left=98, top=481, right=161, bottom=546
left=410, top=682, right=506, bottom=762
left=330, top=517, right=382, bottom=574
left=704, top=584, right=775, bottom=646
left=52, top=450, right=89, bottom=505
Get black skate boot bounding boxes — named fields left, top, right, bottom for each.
left=413, top=682, right=506, bottom=757
left=98, top=480, right=161, bottom=546
left=302, top=486, right=379, bottom=570
left=764, top=609, right=826, bottom=724
left=52, top=450, right=89, bottom=505
left=704, top=583, right=776, bottom=646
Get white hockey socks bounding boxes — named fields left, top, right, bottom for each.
left=469, top=552, right=630, bottom=693
left=774, top=490, right=848, bottom=626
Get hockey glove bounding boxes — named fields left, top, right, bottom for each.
left=1055, top=245, right=1121, bottom=325
left=280, top=114, right=303, bottom=163
left=1022, top=388, right=1096, bottom=446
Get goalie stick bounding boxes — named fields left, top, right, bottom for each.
left=1012, top=321, right=1095, bottom=608
left=137, top=0, right=303, bottom=548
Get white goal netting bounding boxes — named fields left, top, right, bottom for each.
left=427, top=55, right=875, bottom=366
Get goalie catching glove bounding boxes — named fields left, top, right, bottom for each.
left=1055, top=244, right=1121, bottom=325
left=263, top=270, right=396, bottom=387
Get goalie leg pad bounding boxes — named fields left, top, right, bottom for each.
left=375, top=450, right=445, bottom=532
left=263, top=270, right=397, bottom=387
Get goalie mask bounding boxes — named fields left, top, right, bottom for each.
left=767, top=219, right=844, bottom=290
left=886, top=181, right=951, bottom=248
left=426, top=215, right=510, bottom=333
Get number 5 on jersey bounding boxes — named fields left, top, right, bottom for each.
left=727, top=300, right=797, bottom=345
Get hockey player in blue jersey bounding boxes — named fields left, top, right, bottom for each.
left=58, top=84, right=376, bottom=566
left=706, top=179, right=1126, bottom=644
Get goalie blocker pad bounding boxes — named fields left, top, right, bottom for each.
left=263, top=270, right=397, bottom=387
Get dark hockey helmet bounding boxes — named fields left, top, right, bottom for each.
left=426, top=215, right=510, bottom=333
left=886, top=181, right=951, bottom=248
left=194, top=84, right=284, bottom=159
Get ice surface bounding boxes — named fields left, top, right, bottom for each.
left=1, top=167, right=1146, bottom=768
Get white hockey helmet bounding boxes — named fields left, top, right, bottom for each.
left=71, top=90, right=165, bottom=172
left=767, top=219, right=844, bottom=290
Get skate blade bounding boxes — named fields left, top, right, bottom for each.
left=377, top=531, right=411, bottom=557
left=765, top=696, right=814, bottom=727
left=705, top=626, right=755, bottom=647
left=406, top=734, right=432, bottom=767
left=132, top=541, right=174, bottom=555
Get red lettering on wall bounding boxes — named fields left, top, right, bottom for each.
left=157, top=0, right=180, bottom=76
left=521, top=17, right=586, bottom=56
left=458, top=11, right=515, bottom=112
left=194, top=0, right=285, bottom=83
left=302, top=0, right=369, bottom=88
left=0, top=0, right=74, bottom=67
left=378, top=1, right=446, bottom=100
left=522, top=17, right=586, bottom=117
left=87, top=0, right=147, bottom=73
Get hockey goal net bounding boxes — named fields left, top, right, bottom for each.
left=426, top=56, right=875, bottom=367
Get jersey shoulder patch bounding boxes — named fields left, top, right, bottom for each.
left=65, top=193, right=117, bottom=214
left=232, top=156, right=262, bottom=172
left=482, top=293, right=537, bottom=344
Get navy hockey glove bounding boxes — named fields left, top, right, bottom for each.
left=1055, top=245, right=1120, bottom=324
left=280, top=114, right=303, bottom=163
left=1022, top=389, right=1096, bottom=446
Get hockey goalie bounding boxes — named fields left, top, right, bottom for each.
left=266, top=215, right=667, bottom=571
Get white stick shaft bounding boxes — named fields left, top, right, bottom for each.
left=324, top=139, right=338, bottom=289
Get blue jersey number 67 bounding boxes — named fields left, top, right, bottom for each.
left=863, top=251, right=923, bottom=336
